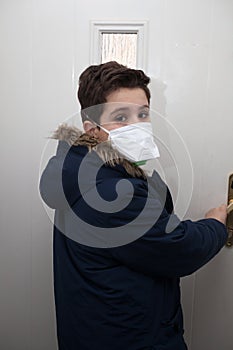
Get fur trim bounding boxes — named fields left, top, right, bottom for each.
left=51, top=124, right=146, bottom=179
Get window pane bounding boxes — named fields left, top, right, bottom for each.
left=101, top=33, right=137, bottom=68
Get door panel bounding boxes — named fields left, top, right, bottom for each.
left=1, top=0, right=232, bottom=349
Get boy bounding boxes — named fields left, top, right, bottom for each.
left=40, top=61, right=227, bottom=350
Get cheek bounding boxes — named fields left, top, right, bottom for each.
left=97, top=124, right=123, bottom=141
left=101, top=123, right=124, bottom=131
left=98, top=129, right=109, bottom=141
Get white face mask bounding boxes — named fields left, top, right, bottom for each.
left=101, top=122, right=160, bottom=164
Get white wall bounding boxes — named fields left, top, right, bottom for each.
left=0, top=1, right=232, bottom=349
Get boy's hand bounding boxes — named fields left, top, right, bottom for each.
left=205, top=204, right=227, bottom=225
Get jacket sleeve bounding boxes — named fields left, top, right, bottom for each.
left=39, top=141, right=70, bottom=209
left=108, top=180, right=228, bottom=278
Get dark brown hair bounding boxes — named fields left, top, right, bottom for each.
left=77, top=61, right=151, bottom=123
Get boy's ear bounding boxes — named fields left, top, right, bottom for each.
left=83, top=121, right=103, bottom=140
left=83, top=121, right=96, bottom=134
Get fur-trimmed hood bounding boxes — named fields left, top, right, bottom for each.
left=51, top=123, right=146, bottom=179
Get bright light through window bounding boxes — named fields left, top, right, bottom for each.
left=101, top=33, right=137, bottom=68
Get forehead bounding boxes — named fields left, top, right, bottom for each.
left=106, top=87, right=148, bottom=105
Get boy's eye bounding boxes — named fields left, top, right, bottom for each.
left=114, top=114, right=127, bottom=122
left=138, top=111, right=149, bottom=119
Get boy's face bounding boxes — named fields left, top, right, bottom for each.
left=83, top=87, right=150, bottom=141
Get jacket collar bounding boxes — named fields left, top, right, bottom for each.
left=51, top=123, right=146, bottom=179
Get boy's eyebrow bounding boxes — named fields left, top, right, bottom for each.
left=110, top=105, right=149, bottom=116
left=110, top=107, right=130, bottom=116
left=140, top=104, right=150, bottom=109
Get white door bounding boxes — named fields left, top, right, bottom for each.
left=1, top=0, right=232, bottom=349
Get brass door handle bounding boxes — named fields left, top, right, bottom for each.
left=227, top=199, right=233, bottom=214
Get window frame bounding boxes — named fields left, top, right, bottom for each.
left=90, top=21, right=148, bottom=70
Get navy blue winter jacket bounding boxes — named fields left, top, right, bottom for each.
left=39, top=128, right=227, bottom=350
